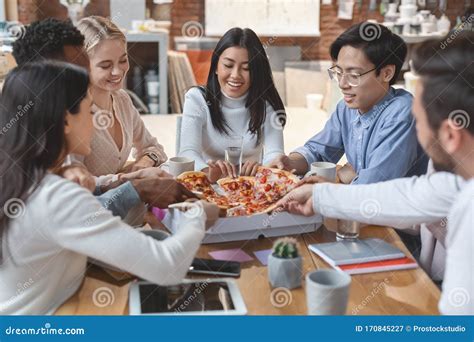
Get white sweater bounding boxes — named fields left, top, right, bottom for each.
left=0, top=174, right=205, bottom=315
left=440, top=178, right=474, bottom=315
left=179, top=87, right=285, bottom=171
left=312, top=172, right=472, bottom=315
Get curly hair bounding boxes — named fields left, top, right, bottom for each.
left=12, top=18, right=84, bottom=66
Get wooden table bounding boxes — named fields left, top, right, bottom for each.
left=55, top=224, right=440, bottom=315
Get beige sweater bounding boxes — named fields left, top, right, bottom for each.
left=71, top=89, right=167, bottom=187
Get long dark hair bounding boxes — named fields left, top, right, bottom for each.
left=202, top=27, right=285, bottom=143
left=0, top=61, right=89, bottom=261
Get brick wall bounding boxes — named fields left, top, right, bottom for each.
left=18, top=0, right=468, bottom=60
left=169, top=0, right=468, bottom=60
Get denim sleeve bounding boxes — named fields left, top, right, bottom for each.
left=352, top=118, right=420, bottom=184
left=292, top=107, right=345, bottom=167
left=95, top=181, right=141, bottom=219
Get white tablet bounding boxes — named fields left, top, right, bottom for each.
left=129, top=278, right=247, bottom=315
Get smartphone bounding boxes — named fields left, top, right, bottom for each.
left=188, top=258, right=241, bottom=277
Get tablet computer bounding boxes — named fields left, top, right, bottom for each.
left=129, top=278, right=247, bottom=315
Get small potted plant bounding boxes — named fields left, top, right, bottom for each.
left=268, top=237, right=302, bottom=289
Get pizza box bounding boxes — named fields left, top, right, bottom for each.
left=163, top=209, right=323, bottom=244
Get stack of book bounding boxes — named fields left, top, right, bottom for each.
left=168, top=51, right=197, bottom=113
left=309, top=238, right=418, bottom=275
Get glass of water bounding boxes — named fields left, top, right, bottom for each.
left=224, top=135, right=243, bottom=177
left=336, top=220, right=360, bottom=241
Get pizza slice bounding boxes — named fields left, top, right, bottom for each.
left=217, top=176, right=255, bottom=201
left=226, top=199, right=278, bottom=217
left=253, top=167, right=300, bottom=203
left=176, top=171, right=237, bottom=210
left=176, top=171, right=213, bottom=193
left=203, top=189, right=237, bottom=210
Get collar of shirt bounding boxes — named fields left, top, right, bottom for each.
left=221, top=91, right=249, bottom=109
left=351, top=87, right=396, bottom=129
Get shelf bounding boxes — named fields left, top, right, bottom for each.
left=125, top=32, right=169, bottom=114
left=400, top=33, right=445, bottom=44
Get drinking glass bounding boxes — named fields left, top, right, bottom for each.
left=224, top=135, right=243, bottom=177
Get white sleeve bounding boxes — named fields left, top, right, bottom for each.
left=439, top=187, right=474, bottom=315
left=312, top=172, right=463, bottom=229
left=46, top=181, right=205, bottom=285
left=262, top=103, right=285, bottom=165
left=179, top=88, right=209, bottom=171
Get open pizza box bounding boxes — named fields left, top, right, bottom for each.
left=163, top=210, right=323, bottom=244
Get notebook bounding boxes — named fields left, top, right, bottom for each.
left=336, top=257, right=418, bottom=275
left=308, top=238, right=405, bottom=266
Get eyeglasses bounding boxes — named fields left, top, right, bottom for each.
left=327, top=66, right=377, bottom=87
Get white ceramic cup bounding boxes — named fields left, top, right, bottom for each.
left=304, top=161, right=337, bottom=181
left=306, top=269, right=351, bottom=315
left=168, top=157, right=195, bottom=177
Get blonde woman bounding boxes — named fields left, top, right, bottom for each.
left=71, top=16, right=167, bottom=224
left=72, top=16, right=166, bottom=189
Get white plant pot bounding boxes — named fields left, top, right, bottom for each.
left=268, top=254, right=302, bottom=290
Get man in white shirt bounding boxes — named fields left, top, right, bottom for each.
left=278, top=32, right=474, bottom=315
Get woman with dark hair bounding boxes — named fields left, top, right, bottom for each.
left=0, top=62, right=217, bottom=314
left=179, top=27, right=286, bottom=181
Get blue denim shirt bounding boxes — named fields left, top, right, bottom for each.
left=293, top=87, right=428, bottom=184
left=95, top=181, right=141, bottom=219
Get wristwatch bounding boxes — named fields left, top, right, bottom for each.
left=145, top=151, right=160, bottom=167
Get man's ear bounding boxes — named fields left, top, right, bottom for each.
left=439, top=119, right=463, bottom=154
left=380, top=65, right=396, bottom=83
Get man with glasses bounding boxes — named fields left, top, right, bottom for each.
left=270, top=22, right=428, bottom=184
